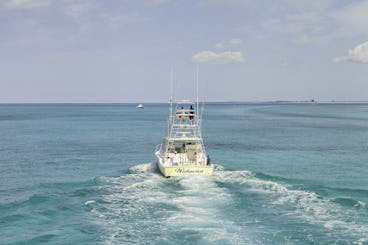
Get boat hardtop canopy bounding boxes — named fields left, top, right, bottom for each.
left=165, top=137, right=202, bottom=142
left=177, top=99, right=194, bottom=104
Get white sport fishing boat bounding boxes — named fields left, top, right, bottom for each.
left=155, top=99, right=213, bottom=177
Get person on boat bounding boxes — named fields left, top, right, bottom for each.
left=189, top=105, right=194, bottom=121
left=206, top=155, right=211, bottom=166
left=173, top=151, right=180, bottom=166
left=176, top=106, right=185, bottom=122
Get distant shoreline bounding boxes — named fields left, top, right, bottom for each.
left=1, top=101, right=368, bottom=105
left=206, top=101, right=368, bottom=104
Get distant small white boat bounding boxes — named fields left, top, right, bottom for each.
left=136, top=104, right=144, bottom=109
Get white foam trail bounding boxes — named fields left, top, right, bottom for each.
left=89, top=163, right=170, bottom=244
left=215, top=169, right=288, bottom=193
left=89, top=163, right=368, bottom=244
left=212, top=164, right=225, bottom=171
left=89, top=163, right=251, bottom=244
left=165, top=176, right=250, bottom=244
left=214, top=167, right=368, bottom=243
left=129, top=162, right=157, bottom=173
left=84, top=200, right=95, bottom=205
left=355, top=200, right=366, bottom=208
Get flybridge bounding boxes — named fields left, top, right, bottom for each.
left=168, top=101, right=200, bottom=138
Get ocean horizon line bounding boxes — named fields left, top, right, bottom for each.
left=1, top=100, right=368, bottom=105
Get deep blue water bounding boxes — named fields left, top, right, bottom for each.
left=0, top=103, right=367, bottom=244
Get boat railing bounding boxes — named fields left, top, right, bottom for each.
left=155, top=144, right=162, bottom=153
left=176, top=153, right=206, bottom=166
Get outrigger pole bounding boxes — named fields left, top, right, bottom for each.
left=196, top=65, right=199, bottom=130
left=169, top=67, right=173, bottom=135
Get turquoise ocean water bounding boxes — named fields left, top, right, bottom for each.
left=0, top=103, right=367, bottom=244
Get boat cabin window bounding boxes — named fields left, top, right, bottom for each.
left=169, top=141, right=201, bottom=154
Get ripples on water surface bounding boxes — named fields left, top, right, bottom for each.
left=0, top=103, right=367, bottom=244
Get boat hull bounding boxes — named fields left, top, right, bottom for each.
left=157, top=161, right=213, bottom=177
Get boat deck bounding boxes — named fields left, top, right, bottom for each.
left=159, top=152, right=207, bottom=167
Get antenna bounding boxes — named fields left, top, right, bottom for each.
left=170, top=67, right=173, bottom=112
left=169, top=67, right=173, bottom=134
left=196, top=65, right=199, bottom=123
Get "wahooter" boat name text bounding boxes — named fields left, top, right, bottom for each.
left=174, top=168, right=204, bottom=174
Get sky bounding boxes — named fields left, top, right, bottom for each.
left=0, top=0, right=368, bottom=103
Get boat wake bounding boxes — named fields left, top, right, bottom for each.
left=86, top=163, right=250, bottom=244
left=86, top=163, right=368, bottom=244
left=214, top=168, right=368, bottom=244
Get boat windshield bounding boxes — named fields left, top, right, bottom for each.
left=167, top=141, right=201, bottom=154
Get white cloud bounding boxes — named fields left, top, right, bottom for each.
left=331, top=1, right=368, bottom=39
left=63, top=0, right=97, bottom=20
left=260, top=12, right=335, bottom=44
left=214, top=38, right=243, bottom=50
left=3, top=0, right=51, bottom=9
left=146, top=0, right=171, bottom=4
left=200, top=0, right=334, bottom=10
left=334, top=41, right=368, bottom=64
left=228, top=0, right=368, bottom=44
left=199, top=0, right=254, bottom=7
left=278, top=0, right=335, bottom=10
left=99, top=12, right=146, bottom=29
left=192, top=51, right=244, bottom=64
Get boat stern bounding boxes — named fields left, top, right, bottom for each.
left=157, top=161, right=213, bottom=177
